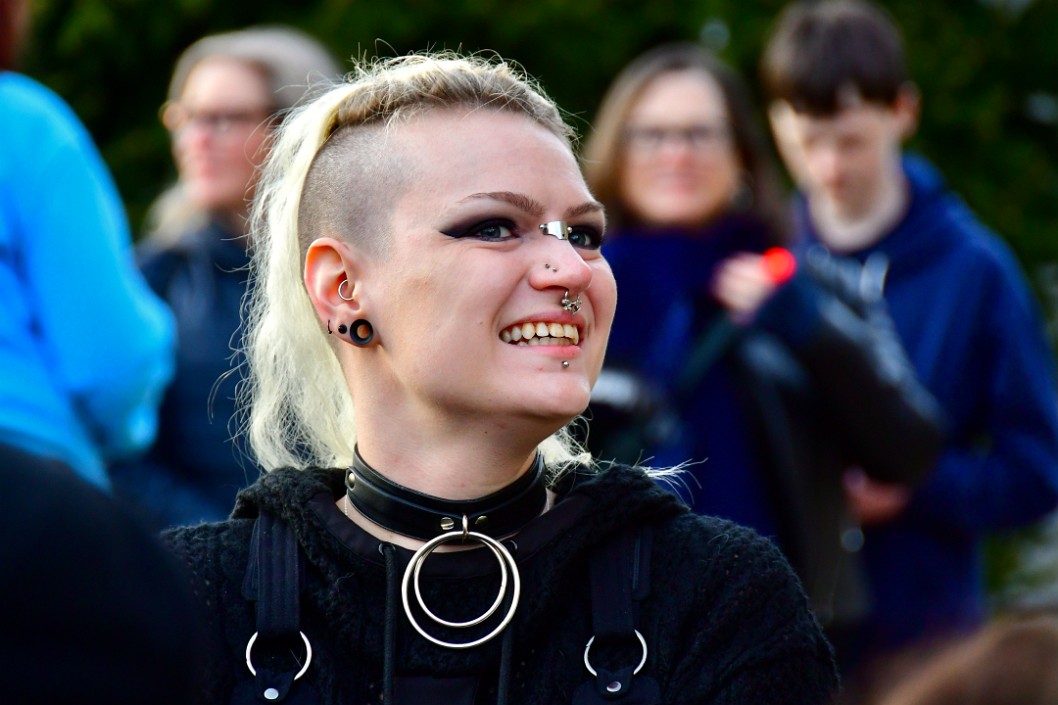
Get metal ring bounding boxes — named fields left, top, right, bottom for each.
left=582, top=629, right=648, bottom=677
left=401, top=529, right=521, bottom=650
left=245, top=631, right=313, bottom=680
left=337, top=279, right=354, bottom=301
left=412, top=532, right=509, bottom=628
left=561, top=290, right=582, bottom=314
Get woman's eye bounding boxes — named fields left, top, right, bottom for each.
left=568, top=227, right=603, bottom=250
left=474, top=222, right=516, bottom=241
left=441, top=219, right=517, bottom=242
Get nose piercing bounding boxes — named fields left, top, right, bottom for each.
left=545, top=263, right=556, bottom=271
left=540, top=221, right=572, bottom=240
left=561, top=290, right=582, bottom=314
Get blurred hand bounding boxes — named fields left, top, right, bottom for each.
left=712, top=253, right=780, bottom=320
left=843, top=467, right=912, bottom=525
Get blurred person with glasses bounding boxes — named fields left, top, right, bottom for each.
left=581, top=43, right=943, bottom=632
left=110, top=26, right=341, bottom=531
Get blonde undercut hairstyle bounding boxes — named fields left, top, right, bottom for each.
left=241, top=53, right=591, bottom=473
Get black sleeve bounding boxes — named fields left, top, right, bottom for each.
left=754, top=259, right=945, bottom=485
left=0, top=444, right=205, bottom=704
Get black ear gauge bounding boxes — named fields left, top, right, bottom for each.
left=348, top=319, right=375, bottom=347
left=337, top=323, right=349, bottom=335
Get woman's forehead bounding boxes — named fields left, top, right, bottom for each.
left=383, top=110, right=588, bottom=208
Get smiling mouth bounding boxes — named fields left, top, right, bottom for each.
left=500, top=321, right=580, bottom=346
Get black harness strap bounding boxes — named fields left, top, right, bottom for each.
left=573, top=526, right=660, bottom=705
left=234, top=510, right=319, bottom=704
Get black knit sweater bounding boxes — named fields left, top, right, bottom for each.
left=164, top=463, right=838, bottom=704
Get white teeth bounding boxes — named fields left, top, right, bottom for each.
left=501, top=322, right=581, bottom=346
left=517, top=341, right=528, bottom=346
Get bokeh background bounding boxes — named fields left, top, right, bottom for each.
left=19, top=0, right=1058, bottom=606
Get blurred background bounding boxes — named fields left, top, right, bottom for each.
left=18, top=0, right=1058, bottom=607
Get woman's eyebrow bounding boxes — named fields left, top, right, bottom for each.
left=458, top=192, right=544, bottom=217
left=457, top=191, right=605, bottom=220
left=563, top=201, right=605, bottom=219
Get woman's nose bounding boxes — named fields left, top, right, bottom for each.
left=528, top=229, right=593, bottom=295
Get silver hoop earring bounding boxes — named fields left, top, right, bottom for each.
left=338, top=280, right=354, bottom=301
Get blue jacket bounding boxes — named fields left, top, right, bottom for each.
left=110, top=221, right=254, bottom=529
left=794, top=154, right=1058, bottom=653
left=0, top=72, right=174, bottom=488
left=592, top=212, right=942, bottom=627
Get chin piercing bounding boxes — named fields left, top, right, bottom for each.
left=540, top=221, right=572, bottom=240
left=561, top=290, right=582, bottom=314
left=562, top=361, right=570, bottom=368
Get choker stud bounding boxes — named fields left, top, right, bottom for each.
left=345, top=448, right=547, bottom=650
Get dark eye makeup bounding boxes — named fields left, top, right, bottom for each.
left=440, top=217, right=605, bottom=250
left=440, top=218, right=518, bottom=242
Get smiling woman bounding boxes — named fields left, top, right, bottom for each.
left=162, top=52, right=838, bottom=705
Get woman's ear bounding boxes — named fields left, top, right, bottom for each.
left=304, top=237, right=365, bottom=329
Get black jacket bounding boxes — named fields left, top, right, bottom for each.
left=164, top=463, right=838, bottom=704
left=590, top=250, right=945, bottom=628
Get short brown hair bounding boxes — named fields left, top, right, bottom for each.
left=761, top=0, right=907, bottom=115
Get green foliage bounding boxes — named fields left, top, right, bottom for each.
left=19, top=0, right=1058, bottom=271
left=17, top=0, right=1058, bottom=603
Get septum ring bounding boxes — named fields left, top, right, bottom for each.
left=561, top=290, right=582, bottom=314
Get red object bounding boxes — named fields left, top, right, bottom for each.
left=761, top=247, right=797, bottom=284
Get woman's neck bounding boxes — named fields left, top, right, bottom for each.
left=337, top=436, right=550, bottom=551
left=354, top=433, right=541, bottom=500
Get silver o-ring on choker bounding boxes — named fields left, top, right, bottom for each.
left=401, top=515, right=521, bottom=650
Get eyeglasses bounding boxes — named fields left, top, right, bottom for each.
left=160, top=101, right=274, bottom=136
left=623, top=124, right=731, bottom=154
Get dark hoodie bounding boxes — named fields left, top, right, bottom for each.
left=164, top=463, right=838, bottom=704
left=795, top=154, right=1058, bottom=659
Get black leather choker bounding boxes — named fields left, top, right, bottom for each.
left=345, top=448, right=548, bottom=541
